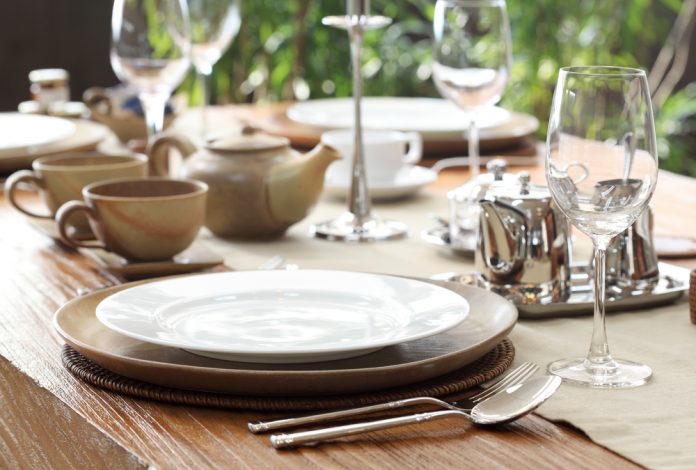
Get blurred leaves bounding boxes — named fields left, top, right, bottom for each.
left=187, top=0, right=696, bottom=176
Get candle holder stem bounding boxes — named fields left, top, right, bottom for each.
left=311, top=12, right=408, bottom=242
left=348, top=21, right=369, bottom=221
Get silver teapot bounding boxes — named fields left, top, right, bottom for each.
left=605, top=206, right=659, bottom=288
left=475, top=173, right=572, bottom=304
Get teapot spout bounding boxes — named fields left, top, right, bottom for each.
left=477, top=199, right=527, bottom=276
left=267, top=143, right=341, bottom=225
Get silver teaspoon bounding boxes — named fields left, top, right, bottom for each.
left=270, top=375, right=561, bottom=448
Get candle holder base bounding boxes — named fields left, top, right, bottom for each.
left=311, top=212, right=408, bottom=242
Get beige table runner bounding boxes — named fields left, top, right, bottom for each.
left=201, top=189, right=696, bottom=469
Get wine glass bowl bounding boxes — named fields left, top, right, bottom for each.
left=110, top=0, right=191, bottom=142
left=189, top=0, right=241, bottom=75
left=188, top=0, right=241, bottom=136
left=432, top=0, right=512, bottom=178
left=545, top=66, right=658, bottom=388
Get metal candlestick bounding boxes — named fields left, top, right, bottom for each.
left=311, top=4, right=407, bottom=242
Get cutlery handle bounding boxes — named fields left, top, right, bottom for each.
left=249, top=397, right=445, bottom=434
left=270, top=409, right=463, bottom=448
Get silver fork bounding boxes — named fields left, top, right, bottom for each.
left=248, top=361, right=538, bottom=434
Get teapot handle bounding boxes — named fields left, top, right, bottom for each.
left=148, top=133, right=198, bottom=177
left=82, top=87, right=112, bottom=115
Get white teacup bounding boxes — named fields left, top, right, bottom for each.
left=321, top=129, right=422, bottom=185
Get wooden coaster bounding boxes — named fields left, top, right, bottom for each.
left=62, top=339, right=515, bottom=412
left=655, top=236, right=696, bottom=259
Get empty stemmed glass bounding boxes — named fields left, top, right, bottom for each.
left=432, top=0, right=512, bottom=180
left=546, top=66, right=659, bottom=388
left=188, top=0, right=241, bottom=137
left=110, top=0, right=191, bottom=143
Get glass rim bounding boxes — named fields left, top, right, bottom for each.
left=436, top=0, right=507, bottom=6
left=559, top=66, right=646, bottom=77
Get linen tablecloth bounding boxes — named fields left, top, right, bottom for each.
left=201, top=188, right=696, bottom=469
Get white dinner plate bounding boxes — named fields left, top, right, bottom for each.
left=0, top=113, right=76, bottom=156
left=96, top=270, right=470, bottom=363
left=324, top=165, right=438, bottom=201
left=287, top=97, right=511, bottom=137
left=0, top=119, right=110, bottom=173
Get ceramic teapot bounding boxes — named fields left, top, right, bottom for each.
left=149, top=130, right=341, bottom=238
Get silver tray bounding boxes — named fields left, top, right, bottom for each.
left=421, top=225, right=475, bottom=257
left=432, top=262, right=689, bottom=318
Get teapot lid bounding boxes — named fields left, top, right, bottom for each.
left=206, top=132, right=290, bottom=153
left=447, top=160, right=515, bottom=203
left=486, top=172, right=552, bottom=202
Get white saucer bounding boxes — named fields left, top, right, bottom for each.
left=324, top=166, right=438, bottom=201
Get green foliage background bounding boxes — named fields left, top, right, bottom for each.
left=187, top=0, right=696, bottom=176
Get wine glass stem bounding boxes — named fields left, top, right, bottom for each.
left=587, top=241, right=614, bottom=369
left=139, top=92, right=168, bottom=144
left=468, top=117, right=480, bottom=179
left=197, top=67, right=211, bottom=138
left=348, top=20, right=371, bottom=221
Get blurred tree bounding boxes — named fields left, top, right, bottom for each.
left=185, top=0, right=696, bottom=176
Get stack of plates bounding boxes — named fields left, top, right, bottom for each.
left=286, top=98, right=516, bottom=137
left=0, top=113, right=109, bottom=172
left=277, top=97, right=539, bottom=154
left=53, top=270, right=517, bottom=396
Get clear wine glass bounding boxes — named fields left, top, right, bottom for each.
left=110, top=0, right=191, bottom=143
left=546, top=66, right=659, bottom=388
left=432, top=0, right=512, bottom=180
left=188, top=0, right=241, bottom=137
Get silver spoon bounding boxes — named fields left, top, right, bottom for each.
left=269, top=375, right=561, bottom=448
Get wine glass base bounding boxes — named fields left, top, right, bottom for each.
left=310, top=212, right=408, bottom=242
left=548, top=357, right=652, bottom=389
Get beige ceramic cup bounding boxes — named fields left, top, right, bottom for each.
left=55, top=178, right=208, bottom=262
left=5, top=151, right=148, bottom=234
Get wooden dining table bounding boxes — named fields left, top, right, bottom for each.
left=1, top=104, right=694, bottom=469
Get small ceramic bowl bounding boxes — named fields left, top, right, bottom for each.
left=83, top=86, right=180, bottom=142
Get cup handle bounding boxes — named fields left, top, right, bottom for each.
left=55, top=201, right=106, bottom=250
left=148, top=133, right=198, bottom=177
left=82, top=87, right=112, bottom=115
left=4, top=170, right=52, bottom=219
left=402, top=132, right=423, bottom=165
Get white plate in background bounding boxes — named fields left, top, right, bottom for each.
left=287, top=97, right=512, bottom=137
left=0, top=113, right=76, bottom=156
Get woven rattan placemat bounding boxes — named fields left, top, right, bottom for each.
left=62, top=339, right=514, bottom=412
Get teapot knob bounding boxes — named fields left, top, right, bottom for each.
left=518, top=172, right=531, bottom=195
left=486, top=159, right=508, bottom=181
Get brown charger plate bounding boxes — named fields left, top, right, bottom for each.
left=53, top=277, right=517, bottom=397
left=249, top=104, right=539, bottom=158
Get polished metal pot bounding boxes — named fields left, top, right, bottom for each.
left=605, top=206, right=659, bottom=288
left=475, top=173, right=572, bottom=304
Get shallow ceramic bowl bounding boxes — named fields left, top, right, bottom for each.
left=83, top=87, right=178, bottom=142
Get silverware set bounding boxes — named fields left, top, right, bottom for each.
left=248, top=362, right=561, bottom=448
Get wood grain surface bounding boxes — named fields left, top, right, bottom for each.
left=1, top=104, right=693, bottom=469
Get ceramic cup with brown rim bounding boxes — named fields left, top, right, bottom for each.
left=55, top=178, right=208, bottom=262
left=4, top=151, right=149, bottom=235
